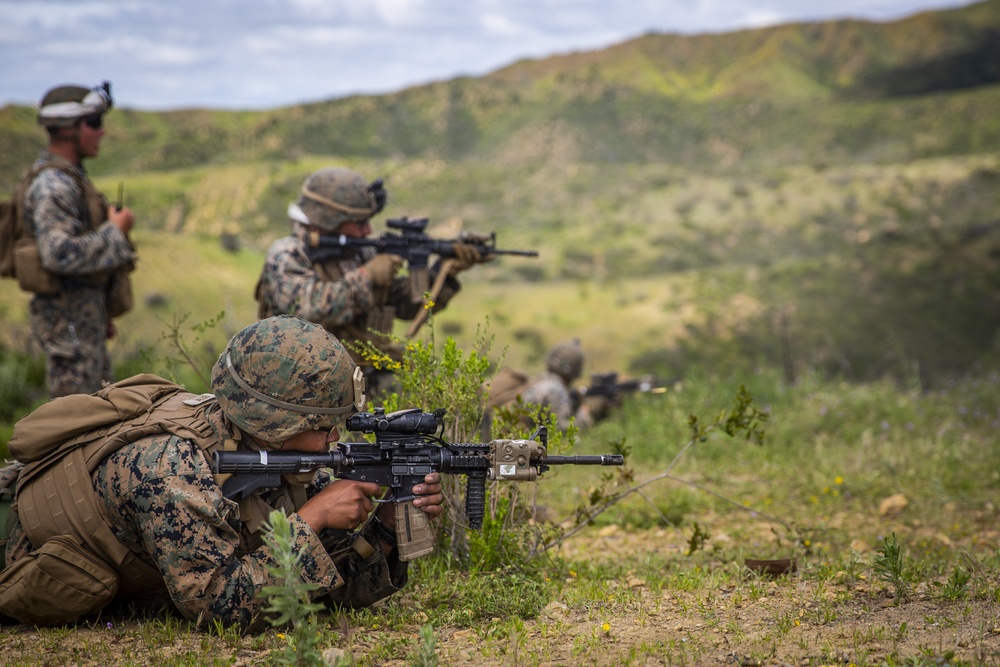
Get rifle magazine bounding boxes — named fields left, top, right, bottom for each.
left=394, top=501, right=434, bottom=561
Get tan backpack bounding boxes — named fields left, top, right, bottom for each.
left=485, top=366, right=531, bottom=409
left=0, top=374, right=218, bottom=626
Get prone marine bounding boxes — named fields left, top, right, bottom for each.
left=0, top=315, right=443, bottom=629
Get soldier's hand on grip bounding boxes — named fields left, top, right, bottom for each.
left=298, top=479, right=382, bottom=532
left=410, top=472, right=445, bottom=517
left=362, top=253, right=404, bottom=287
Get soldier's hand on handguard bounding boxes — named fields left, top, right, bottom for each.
left=297, top=479, right=383, bottom=532
left=108, top=205, right=135, bottom=236
left=411, top=472, right=444, bottom=518
left=448, top=242, right=493, bottom=276
left=362, top=253, right=405, bottom=287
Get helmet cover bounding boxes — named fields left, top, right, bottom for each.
left=545, top=339, right=584, bottom=383
left=296, top=167, right=386, bottom=231
left=212, top=315, right=366, bottom=444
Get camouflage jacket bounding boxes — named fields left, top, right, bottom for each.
left=21, top=151, right=137, bottom=395
left=255, top=225, right=460, bottom=357
left=4, top=404, right=407, bottom=629
left=22, top=151, right=134, bottom=284
left=521, top=372, right=575, bottom=431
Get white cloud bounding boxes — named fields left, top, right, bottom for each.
left=741, top=9, right=788, bottom=29
left=480, top=12, right=530, bottom=37
left=0, top=0, right=976, bottom=110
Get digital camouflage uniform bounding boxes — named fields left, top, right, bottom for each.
left=256, top=227, right=460, bottom=363
left=2, top=316, right=407, bottom=629
left=7, top=404, right=407, bottom=626
left=255, top=168, right=462, bottom=382
left=3, top=404, right=405, bottom=628
left=521, top=371, right=576, bottom=431
left=517, top=341, right=586, bottom=431
left=23, top=151, right=135, bottom=397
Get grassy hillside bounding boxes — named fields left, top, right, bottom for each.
left=2, top=1, right=1000, bottom=192
left=0, top=1, right=998, bottom=396
left=2, top=152, right=996, bottom=393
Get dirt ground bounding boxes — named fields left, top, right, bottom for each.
left=420, top=526, right=1000, bottom=667
left=2, top=526, right=998, bottom=666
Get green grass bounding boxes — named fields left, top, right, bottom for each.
left=5, top=369, right=997, bottom=664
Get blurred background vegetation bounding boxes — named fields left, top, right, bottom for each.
left=1, top=0, right=999, bottom=442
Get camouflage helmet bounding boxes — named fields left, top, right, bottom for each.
left=296, top=167, right=387, bottom=232
left=37, top=81, right=113, bottom=128
left=545, top=339, right=584, bottom=383
left=212, top=315, right=367, bottom=446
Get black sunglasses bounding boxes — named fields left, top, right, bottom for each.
left=82, top=114, right=103, bottom=130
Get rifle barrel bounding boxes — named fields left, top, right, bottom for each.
left=545, top=454, right=624, bottom=466
left=493, top=249, right=539, bottom=257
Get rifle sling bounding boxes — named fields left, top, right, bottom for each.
left=405, top=257, right=456, bottom=338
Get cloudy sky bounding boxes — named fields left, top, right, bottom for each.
left=0, top=0, right=975, bottom=111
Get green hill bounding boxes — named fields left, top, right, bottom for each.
left=2, top=0, right=999, bottom=190
left=1, top=0, right=999, bottom=391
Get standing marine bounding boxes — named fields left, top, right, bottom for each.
left=17, top=81, right=137, bottom=397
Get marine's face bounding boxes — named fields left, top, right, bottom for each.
left=279, top=426, right=341, bottom=453
left=334, top=218, right=372, bottom=239
left=76, top=114, right=105, bottom=159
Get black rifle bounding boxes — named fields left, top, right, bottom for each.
left=213, top=407, right=622, bottom=560
left=306, top=216, right=537, bottom=297
left=572, top=372, right=669, bottom=409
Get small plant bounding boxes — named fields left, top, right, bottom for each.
left=407, top=624, right=438, bottom=667
left=686, top=522, right=710, bottom=555
left=873, top=533, right=910, bottom=601
left=935, top=566, right=971, bottom=602
left=145, top=310, right=227, bottom=390
left=261, top=509, right=327, bottom=667
left=352, top=319, right=497, bottom=562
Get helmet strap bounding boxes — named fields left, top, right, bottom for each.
left=300, top=183, right=375, bottom=218
left=225, top=352, right=358, bottom=417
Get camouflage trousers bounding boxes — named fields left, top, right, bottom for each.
left=29, top=285, right=112, bottom=398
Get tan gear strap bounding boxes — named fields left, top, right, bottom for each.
left=300, top=184, right=375, bottom=219
left=405, top=258, right=456, bottom=338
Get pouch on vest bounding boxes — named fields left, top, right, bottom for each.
left=0, top=534, right=119, bottom=626
left=8, top=374, right=181, bottom=466
left=2, top=159, right=118, bottom=295
left=105, top=267, right=134, bottom=318
left=13, top=239, right=60, bottom=295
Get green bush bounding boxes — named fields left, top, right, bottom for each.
left=0, top=344, right=46, bottom=424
